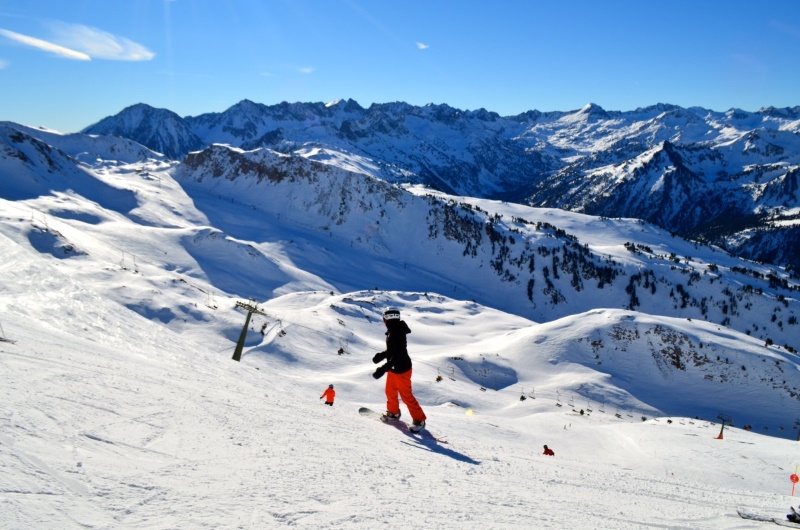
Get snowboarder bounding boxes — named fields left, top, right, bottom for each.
left=372, top=308, right=427, bottom=432
left=788, top=505, right=799, bottom=523
left=320, top=384, right=335, bottom=406
left=543, top=444, right=555, bottom=456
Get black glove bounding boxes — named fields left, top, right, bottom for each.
left=372, top=352, right=386, bottom=364
left=372, top=364, right=388, bottom=379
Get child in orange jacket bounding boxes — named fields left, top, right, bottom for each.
left=320, top=384, right=335, bottom=406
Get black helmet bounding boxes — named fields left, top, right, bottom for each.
left=329, top=384, right=334, bottom=388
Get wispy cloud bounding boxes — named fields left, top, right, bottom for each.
left=0, top=58, right=7, bottom=69
left=298, top=66, right=314, bottom=74
left=0, top=28, right=91, bottom=60
left=416, top=42, right=429, bottom=50
left=49, top=22, right=154, bottom=61
left=0, top=23, right=154, bottom=61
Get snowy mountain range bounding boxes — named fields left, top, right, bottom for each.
left=2, top=113, right=800, bottom=527
left=1, top=117, right=798, bottom=423
left=82, top=99, right=800, bottom=269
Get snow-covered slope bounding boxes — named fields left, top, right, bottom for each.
left=173, top=143, right=799, bottom=350
left=2, top=127, right=800, bottom=527
left=1, top=256, right=799, bottom=528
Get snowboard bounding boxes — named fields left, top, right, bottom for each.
left=358, top=407, right=447, bottom=444
left=737, top=506, right=800, bottom=527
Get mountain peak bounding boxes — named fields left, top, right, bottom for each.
left=325, top=98, right=364, bottom=113
left=578, top=103, right=609, bottom=118
left=229, top=99, right=267, bottom=113
left=81, top=103, right=204, bottom=159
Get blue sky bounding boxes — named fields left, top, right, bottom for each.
left=1, top=0, right=799, bottom=132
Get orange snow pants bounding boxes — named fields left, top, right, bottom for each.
left=385, top=369, right=426, bottom=422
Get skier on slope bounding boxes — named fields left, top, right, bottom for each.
left=372, top=308, right=427, bottom=432
left=543, top=444, right=555, bottom=456
left=320, top=384, right=335, bottom=406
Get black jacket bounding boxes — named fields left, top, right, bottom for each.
left=379, top=319, right=412, bottom=374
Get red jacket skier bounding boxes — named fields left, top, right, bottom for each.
left=320, top=384, right=335, bottom=406
left=372, top=308, right=427, bottom=432
left=543, top=444, right=555, bottom=456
